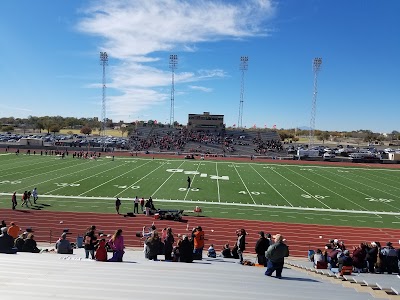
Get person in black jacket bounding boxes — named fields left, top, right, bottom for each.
left=22, top=233, right=40, bottom=253
left=255, top=231, right=270, bottom=265
left=179, top=235, right=193, bottom=263
left=0, top=227, right=17, bottom=254
left=236, top=229, right=246, bottom=264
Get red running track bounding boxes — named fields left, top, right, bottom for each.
left=2, top=209, right=400, bottom=257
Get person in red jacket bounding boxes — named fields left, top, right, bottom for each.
left=95, top=235, right=108, bottom=261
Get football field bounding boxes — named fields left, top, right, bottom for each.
left=1, top=153, right=400, bottom=228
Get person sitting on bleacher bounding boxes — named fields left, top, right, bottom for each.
left=22, top=233, right=40, bottom=253
left=207, top=244, right=216, bottom=258
left=221, top=244, right=232, bottom=258
left=313, top=249, right=325, bottom=266
left=0, top=227, right=17, bottom=254
left=55, top=233, right=73, bottom=254
left=338, top=250, right=353, bottom=273
left=14, top=232, right=27, bottom=252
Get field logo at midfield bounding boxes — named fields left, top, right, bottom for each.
left=166, top=169, right=229, bottom=180
left=0, top=180, right=21, bottom=184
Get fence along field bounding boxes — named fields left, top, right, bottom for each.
left=1, top=153, right=400, bottom=228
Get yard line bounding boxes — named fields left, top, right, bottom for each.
left=355, top=169, right=400, bottom=186
left=250, top=165, right=293, bottom=207
left=26, top=160, right=102, bottom=193
left=151, top=161, right=186, bottom=197
left=79, top=160, right=153, bottom=196
left=0, top=156, right=65, bottom=176
left=325, top=169, right=400, bottom=201
left=115, top=160, right=174, bottom=197
left=46, top=161, right=135, bottom=194
left=315, top=170, right=400, bottom=211
left=183, top=161, right=202, bottom=201
left=215, top=161, right=221, bottom=203
left=232, top=162, right=256, bottom=204
left=283, top=166, right=369, bottom=211
left=269, top=167, right=331, bottom=209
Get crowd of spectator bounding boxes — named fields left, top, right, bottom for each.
left=311, top=239, right=400, bottom=274
left=253, top=138, right=284, bottom=154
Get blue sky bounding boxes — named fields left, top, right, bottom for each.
left=1, top=0, right=399, bottom=133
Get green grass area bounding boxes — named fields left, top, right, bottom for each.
left=1, top=153, right=400, bottom=228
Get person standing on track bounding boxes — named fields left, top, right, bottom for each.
left=187, top=176, right=191, bottom=189
left=11, top=192, right=17, bottom=210
left=115, top=197, right=121, bottom=215
left=134, top=196, right=139, bottom=214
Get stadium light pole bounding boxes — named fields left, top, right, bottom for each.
left=100, top=51, right=108, bottom=137
left=169, top=54, right=178, bottom=127
left=308, top=57, right=322, bottom=149
left=238, top=56, right=248, bottom=129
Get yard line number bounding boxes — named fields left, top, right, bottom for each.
left=301, top=194, right=329, bottom=199
left=0, top=180, right=21, bottom=184
left=366, top=197, right=394, bottom=203
left=54, top=183, right=80, bottom=187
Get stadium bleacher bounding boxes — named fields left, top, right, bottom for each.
left=0, top=248, right=381, bottom=300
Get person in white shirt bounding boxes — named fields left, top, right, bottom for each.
left=134, top=196, right=139, bottom=214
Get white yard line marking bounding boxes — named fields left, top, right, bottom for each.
left=329, top=169, right=400, bottom=203
left=269, top=166, right=331, bottom=209
left=78, top=161, right=149, bottom=196
left=232, top=162, right=256, bottom=204
left=151, top=161, right=186, bottom=197
left=250, top=164, right=293, bottom=207
left=216, top=161, right=221, bottom=203
left=283, top=166, right=368, bottom=211
left=115, top=160, right=171, bottom=197
left=184, top=161, right=202, bottom=201
left=316, top=170, right=400, bottom=212
left=48, top=161, right=135, bottom=195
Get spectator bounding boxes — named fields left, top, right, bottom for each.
left=265, top=234, right=289, bottom=278
left=7, top=222, right=21, bottom=240
left=207, top=244, right=216, bottom=258
left=0, top=227, right=17, bottom=254
left=145, top=231, right=160, bottom=261
left=14, top=232, right=27, bottom=251
left=192, top=226, right=205, bottom=260
left=55, top=233, right=73, bottom=254
left=237, top=229, right=246, bottom=264
left=108, top=229, right=125, bottom=262
left=164, top=227, right=175, bottom=261
left=313, top=249, right=325, bottom=266
left=352, top=243, right=367, bottom=272
left=381, top=242, right=398, bottom=274
left=179, top=235, right=193, bottom=263
left=338, top=250, right=353, bottom=272
left=255, top=231, right=269, bottom=266
left=231, top=244, right=239, bottom=259
left=95, top=234, right=108, bottom=262
left=22, top=233, right=40, bottom=253
left=221, top=244, right=232, bottom=258
left=366, top=242, right=378, bottom=273
left=172, top=239, right=181, bottom=262
left=84, top=225, right=97, bottom=259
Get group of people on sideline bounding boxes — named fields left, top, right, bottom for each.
left=311, top=239, right=400, bottom=274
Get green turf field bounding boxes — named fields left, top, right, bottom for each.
left=1, top=153, right=400, bottom=228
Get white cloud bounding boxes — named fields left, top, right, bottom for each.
left=188, top=85, right=213, bottom=93
left=77, top=0, right=275, bottom=120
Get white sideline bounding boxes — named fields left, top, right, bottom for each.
left=1, top=192, right=400, bottom=216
